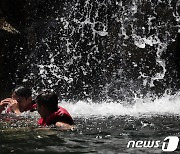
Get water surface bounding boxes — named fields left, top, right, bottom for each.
left=1, top=94, right=180, bottom=154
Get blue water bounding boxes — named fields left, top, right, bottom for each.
left=0, top=93, right=180, bottom=154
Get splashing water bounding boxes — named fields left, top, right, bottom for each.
left=61, top=92, right=180, bottom=118
left=19, top=0, right=180, bottom=101
left=1, top=1, right=180, bottom=153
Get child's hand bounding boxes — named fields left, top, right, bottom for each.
left=10, top=99, right=21, bottom=115
left=0, top=98, right=12, bottom=113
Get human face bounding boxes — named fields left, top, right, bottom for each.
left=11, top=93, right=31, bottom=112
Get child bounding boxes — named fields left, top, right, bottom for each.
left=0, top=85, right=36, bottom=115
left=35, top=91, right=74, bottom=129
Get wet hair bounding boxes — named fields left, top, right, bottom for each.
left=13, top=85, right=32, bottom=99
left=36, top=91, right=58, bottom=112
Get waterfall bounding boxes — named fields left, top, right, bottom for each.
left=1, top=0, right=179, bottom=101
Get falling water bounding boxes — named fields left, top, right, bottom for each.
left=20, top=0, right=180, bottom=102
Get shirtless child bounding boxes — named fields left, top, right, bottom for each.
left=0, top=86, right=36, bottom=115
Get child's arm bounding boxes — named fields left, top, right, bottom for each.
left=0, top=98, right=12, bottom=113
left=0, top=102, right=8, bottom=113
left=0, top=98, right=21, bottom=115
left=55, top=121, right=75, bottom=130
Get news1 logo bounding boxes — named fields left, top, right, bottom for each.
left=127, top=136, right=179, bottom=152
left=162, top=136, right=179, bottom=152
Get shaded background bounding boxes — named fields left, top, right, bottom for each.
left=0, top=0, right=180, bottom=101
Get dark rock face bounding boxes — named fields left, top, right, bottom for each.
left=0, top=0, right=27, bottom=99
left=0, top=0, right=180, bottom=101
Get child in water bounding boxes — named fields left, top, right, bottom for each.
left=0, top=86, right=74, bottom=129
left=0, top=86, right=36, bottom=115
left=35, top=91, right=74, bottom=129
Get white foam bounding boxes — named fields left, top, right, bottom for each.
left=60, top=92, right=180, bottom=117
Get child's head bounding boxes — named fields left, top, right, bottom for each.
left=12, top=85, right=32, bottom=112
left=36, top=91, right=59, bottom=118
left=13, top=85, right=32, bottom=99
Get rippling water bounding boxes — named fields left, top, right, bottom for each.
left=1, top=93, right=180, bottom=154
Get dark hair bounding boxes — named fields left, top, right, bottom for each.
left=13, top=85, right=32, bottom=99
left=36, top=91, right=58, bottom=112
